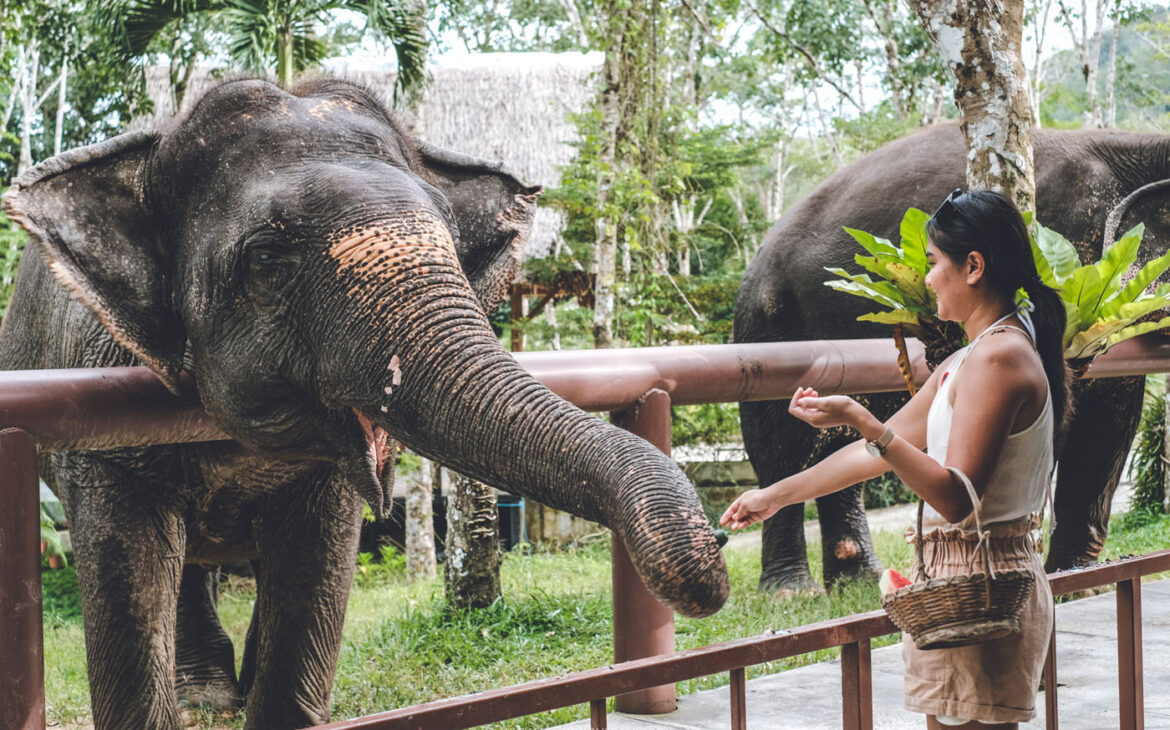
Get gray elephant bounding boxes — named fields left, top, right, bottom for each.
left=1, top=77, right=728, bottom=730
left=735, top=123, right=1169, bottom=593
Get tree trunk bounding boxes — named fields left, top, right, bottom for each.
left=405, top=456, right=437, bottom=580
left=1030, top=0, right=1054, bottom=127
left=443, top=468, right=501, bottom=610
left=911, top=0, right=1036, bottom=211
left=17, top=44, right=40, bottom=177
left=53, top=55, right=66, bottom=157
left=1104, top=0, right=1120, bottom=127
left=591, top=33, right=621, bottom=350
left=1083, top=0, right=1107, bottom=127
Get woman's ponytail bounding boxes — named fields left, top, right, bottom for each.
left=1022, top=278, right=1072, bottom=430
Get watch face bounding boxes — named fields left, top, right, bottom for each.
left=865, top=441, right=881, bottom=457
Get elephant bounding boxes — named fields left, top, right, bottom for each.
left=735, top=122, right=1170, bottom=594
left=1, top=77, right=729, bottom=730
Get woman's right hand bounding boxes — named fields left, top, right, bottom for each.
left=720, top=488, right=783, bottom=530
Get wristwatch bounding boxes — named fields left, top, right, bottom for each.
left=865, top=425, right=895, bottom=457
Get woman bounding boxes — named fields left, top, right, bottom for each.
left=721, top=189, right=1069, bottom=729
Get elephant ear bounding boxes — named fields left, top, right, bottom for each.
left=2, top=132, right=186, bottom=394
left=417, top=143, right=543, bottom=313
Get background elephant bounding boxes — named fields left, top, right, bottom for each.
left=2, top=77, right=728, bottom=730
left=735, top=123, right=1170, bottom=593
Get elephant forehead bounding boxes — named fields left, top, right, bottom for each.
left=326, top=212, right=458, bottom=278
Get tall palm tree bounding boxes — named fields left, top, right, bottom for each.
left=99, top=0, right=427, bottom=101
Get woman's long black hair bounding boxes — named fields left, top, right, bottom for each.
left=926, top=189, right=1071, bottom=429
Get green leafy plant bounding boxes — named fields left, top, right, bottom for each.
left=1033, top=222, right=1170, bottom=360
left=825, top=209, right=1170, bottom=362
left=355, top=544, right=407, bottom=585
left=1120, top=388, right=1168, bottom=530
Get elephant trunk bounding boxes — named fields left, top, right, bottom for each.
left=321, top=213, right=729, bottom=617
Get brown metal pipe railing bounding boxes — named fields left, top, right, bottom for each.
left=3, top=333, right=1167, bottom=450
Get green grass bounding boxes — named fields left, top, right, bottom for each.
left=40, top=510, right=1170, bottom=729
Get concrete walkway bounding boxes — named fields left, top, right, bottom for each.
left=555, top=484, right=1156, bottom=730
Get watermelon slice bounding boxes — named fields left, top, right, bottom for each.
left=880, top=568, right=913, bottom=596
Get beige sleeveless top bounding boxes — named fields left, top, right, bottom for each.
left=922, top=324, right=1053, bottom=530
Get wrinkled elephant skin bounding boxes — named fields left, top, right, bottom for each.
left=736, top=123, right=1169, bottom=593
left=1, top=78, right=728, bottom=730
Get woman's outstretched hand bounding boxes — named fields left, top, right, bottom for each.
left=788, top=387, right=864, bottom=429
left=719, top=488, right=781, bottom=530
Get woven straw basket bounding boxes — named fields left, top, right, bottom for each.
left=881, top=468, right=1036, bottom=650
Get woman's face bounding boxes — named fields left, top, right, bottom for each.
left=925, top=240, right=970, bottom=322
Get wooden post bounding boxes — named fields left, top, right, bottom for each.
left=841, top=640, right=873, bottom=730
left=1117, top=578, right=1143, bottom=730
left=0, top=429, right=45, bottom=730
left=610, top=389, right=676, bottom=713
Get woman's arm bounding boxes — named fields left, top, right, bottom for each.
left=721, top=339, right=1038, bottom=530
left=721, top=357, right=951, bottom=530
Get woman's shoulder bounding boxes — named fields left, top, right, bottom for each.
left=963, top=329, right=1044, bottom=387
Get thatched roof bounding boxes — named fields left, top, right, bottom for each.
left=137, top=53, right=601, bottom=259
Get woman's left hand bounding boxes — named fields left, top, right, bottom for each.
left=789, top=387, right=866, bottom=430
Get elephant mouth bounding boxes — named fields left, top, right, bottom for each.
left=354, top=409, right=393, bottom=481
left=354, top=408, right=395, bottom=511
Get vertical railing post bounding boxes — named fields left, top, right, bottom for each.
left=0, top=428, right=45, bottom=730
left=610, top=388, right=676, bottom=714
left=1043, top=624, right=1058, bottom=730
left=841, top=640, right=872, bottom=730
left=1117, top=578, right=1143, bottom=730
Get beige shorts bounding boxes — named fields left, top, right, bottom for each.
left=902, top=519, right=1054, bottom=724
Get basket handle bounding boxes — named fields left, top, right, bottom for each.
left=913, top=466, right=993, bottom=582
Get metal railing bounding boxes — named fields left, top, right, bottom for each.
left=2, top=335, right=1169, bottom=730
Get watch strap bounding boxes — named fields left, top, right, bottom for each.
left=868, top=425, right=895, bottom=455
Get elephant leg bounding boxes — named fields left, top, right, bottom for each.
left=1046, top=376, right=1144, bottom=572
left=63, top=464, right=186, bottom=730
left=174, top=564, right=242, bottom=711
left=817, top=483, right=882, bottom=588
left=742, top=399, right=819, bottom=593
left=817, top=394, right=898, bottom=587
left=242, top=475, right=363, bottom=730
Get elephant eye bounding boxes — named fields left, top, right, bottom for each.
left=245, top=239, right=304, bottom=293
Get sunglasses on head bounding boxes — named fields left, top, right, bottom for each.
left=931, top=188, right=963, bottom=225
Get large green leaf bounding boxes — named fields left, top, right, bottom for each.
left=824, top=277, right=904, bottom=310
left=899, top=208, right=930, bottom=274
left=1108, top=316, right=1170, bottom=348
left=884, top=262, right=931, bottom=311
left=843, top=228, right=899, bottom=258
left=1063, top=264, right=1105, bottom=327
left=1029, top=234, right=1057, bottom=289
left=1104, top=238, right=1170, bottom=318
left=1092, top=224, right=1143, bottom=310
left=859, top=310, right=920, bottom=326
left=823, top=268, right=911, bottom=307
left=1034, top=222, right=1080, bottom=285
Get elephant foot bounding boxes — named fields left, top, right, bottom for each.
left=176, top=668, right=243, bottom=712
left=822, top=537, right=883, bottom=590
left=758, top=570, right=823, bottom=596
